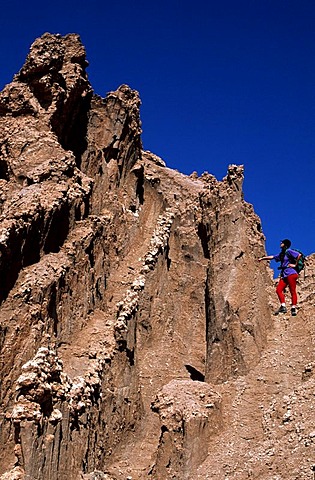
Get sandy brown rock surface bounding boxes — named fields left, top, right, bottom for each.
left=0, top=33, right=314, bottom=480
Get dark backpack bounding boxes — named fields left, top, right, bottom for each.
left=287, top=249, right=306, bottom=273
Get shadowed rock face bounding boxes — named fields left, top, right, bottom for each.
left=1, top=33, right=313, bottom=480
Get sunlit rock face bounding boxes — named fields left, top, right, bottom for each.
left=5, top=33, right=315, bottom=480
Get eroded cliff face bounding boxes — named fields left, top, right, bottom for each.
left=1, top=33, right=313, bottom=480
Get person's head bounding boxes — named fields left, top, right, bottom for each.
left=281, top=239, right=291, bottom=249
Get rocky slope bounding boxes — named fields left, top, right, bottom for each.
left=0, top=33, right=313, bottom=480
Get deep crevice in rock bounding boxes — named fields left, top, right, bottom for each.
left=197, top=222, right=210, bottom=259
left=0, top=159, right=9, bottom=180
left=0, top=219, right=43, bottom=304
left=43, top=204, right=71, bottom=254
left=185, top=364, right=205, bottom=382
left=135, top=166, right=145, bottom=205
left=41, top=394, right=54, bottom=418
left=126, top=347, right=135, bottom=366
left=102, top=140, right=120, bottom=163
left=51, top=93, right=92, bottom=168
left=0, top=202, right=73, bottom=305
left=47, top=285, right=58, bottom=336
left=205, top=268, right=211, bottom=352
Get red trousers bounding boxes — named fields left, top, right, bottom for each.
left=276, top=273, right=299, bottom=305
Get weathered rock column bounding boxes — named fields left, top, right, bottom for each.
left=200, top=165, right=273, bottom=383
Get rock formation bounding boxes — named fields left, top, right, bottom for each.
left=0, top=33, right=314, bottom=480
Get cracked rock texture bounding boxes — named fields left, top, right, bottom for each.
left=0, top=33, right=314, bottom=480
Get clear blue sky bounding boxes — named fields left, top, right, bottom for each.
left=1, top=0, right=314, bottom=261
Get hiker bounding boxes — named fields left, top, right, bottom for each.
left=258, top=239, right=301, bottom=316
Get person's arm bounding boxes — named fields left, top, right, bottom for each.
left=288, top=253, right=301, bottom=269
left=258, top=255, right=274, bottom=262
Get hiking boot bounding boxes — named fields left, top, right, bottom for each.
left=274, top=305, right=287, bottom=315
left=291, top=307, right=297, bottom=316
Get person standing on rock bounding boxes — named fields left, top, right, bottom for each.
left=259, top=239, right=301, bottom=316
